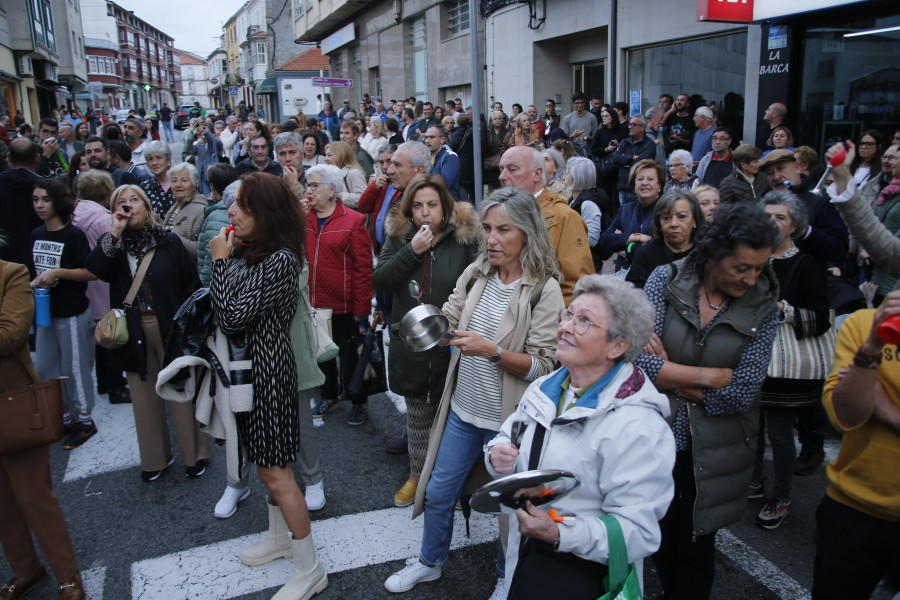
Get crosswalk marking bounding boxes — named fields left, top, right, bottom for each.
left=64, top=394, right=141, bottom=483
left=131, top=506, right=497, bottom=599
left=717, top=530, right=811, bottom=600
left=83, top=566, right=107, bottom=599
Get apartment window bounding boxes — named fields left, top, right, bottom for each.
left=295, top=0, right=304, bottom=14
left=88, top=57, right=98, bottom=73
left=30, top=0, right=55, bottom=51
left=410, top=17, right=427, bottom=100
left=108, top=58, right=117, bottom=75
left=130, top=57, right=137, bottom=70
left=447, top=0, right=469, bottom=36
left=255, top=42, right=266, bottom=65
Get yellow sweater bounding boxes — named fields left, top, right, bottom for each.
left=822, top=309, right=900, bottom=522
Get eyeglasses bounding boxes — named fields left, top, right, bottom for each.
left=712, top=136, right=731, bottom=142
left=557, top=309, right=605, bottom=335
left=306, top=181, right=321, bottom=190
left=669, top=163, right=685, bottom=168
left=628, top=122, right=644, bottom=128
left=882, top=154, right=899, bottom=162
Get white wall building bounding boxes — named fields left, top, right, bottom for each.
left=177, top=51, right=208, bottom=107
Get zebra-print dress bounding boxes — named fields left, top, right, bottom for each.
left=210, top=248, right=301, bottom=468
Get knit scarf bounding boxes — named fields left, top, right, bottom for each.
left=121, top=222, right=166, bottom=260
left=876, top=177, right=900, bottom=206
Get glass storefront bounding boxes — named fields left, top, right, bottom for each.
left=798, top=14, right=900, bottom=155
left=627, top=31, right=748, bottom=116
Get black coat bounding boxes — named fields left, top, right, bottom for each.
left=86, top=231, right=200, bottom=378
left=449, top=124, right=474, bottom=186
left=0, top=168, right=42, bottom=266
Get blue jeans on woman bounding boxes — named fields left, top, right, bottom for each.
left=420, top=409, right=505, bottom=575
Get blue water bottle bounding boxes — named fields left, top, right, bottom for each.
left=34, top=287, right=51, bottom=327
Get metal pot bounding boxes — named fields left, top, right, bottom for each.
left=398, top=304, right=454, bottom=352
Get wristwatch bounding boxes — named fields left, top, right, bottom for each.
left=489, top=345, right=502, bottom=365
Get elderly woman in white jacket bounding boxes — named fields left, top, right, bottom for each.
left=486, top=274, right=676, bottom=600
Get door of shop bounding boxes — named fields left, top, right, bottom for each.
left=573, top=61, right=605, bottom=102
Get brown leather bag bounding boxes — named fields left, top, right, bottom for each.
left=0, top=331, right=64, bottom=454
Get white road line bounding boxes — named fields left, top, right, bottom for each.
left=717, top=529, right=811, bottom=600
left=131, top=506, right=497, bottom=599
left=63, top=395, right=141, bottom=482
left=83, top=565, right=106, bottom=599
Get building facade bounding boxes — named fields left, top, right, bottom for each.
left=3, top=0, right=65, bottom=123
left=80, top=0, right=180, bottom=111
left=223, top=0, right=302, bottom=120
left=292, top=0, right=898, bottom=150
left=207, top=44, right=228, bottom=110
left=84, top=37, right=123, bottom=110
left=177, top=50, right=208, bottom=107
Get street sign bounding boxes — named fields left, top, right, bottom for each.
left=629, top=89, right=642, bottom=117
left=77, top=91, right=92, bottom=100
left=312, top=77, right=353, bottom=88
left=229, top=86, right=239, bottom=96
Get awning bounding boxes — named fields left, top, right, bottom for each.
left=255, top=77, right=277, bottom=94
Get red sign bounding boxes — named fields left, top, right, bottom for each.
left=697, top=0, right=754, bottom=23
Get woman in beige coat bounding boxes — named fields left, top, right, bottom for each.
left=162, top=162, right=208, bottom=261
left=384, top=188, right=564, bottom=597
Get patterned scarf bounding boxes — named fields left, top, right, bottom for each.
left=876, top=177, right=900, bottom=206
left=121, top=222, right=166, bottom=259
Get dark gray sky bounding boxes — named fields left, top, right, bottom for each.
left=111, top=0, right=247, bottom=58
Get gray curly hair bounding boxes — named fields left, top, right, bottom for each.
left=572, top=275, right=655, bottom=362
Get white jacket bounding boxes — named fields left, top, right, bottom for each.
left=485, top=362, right=675, bottom=589
left=220, top=126, right=240, bottom=158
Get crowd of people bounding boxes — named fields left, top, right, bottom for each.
left=0, top=89, right=898, bottom=600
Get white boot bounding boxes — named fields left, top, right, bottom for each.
left=241, top=500, right=293, bottom=566
left=271, top=534, right=328, bottom=600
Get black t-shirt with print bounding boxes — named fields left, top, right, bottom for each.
left=30, top=223, right=91, bottom=318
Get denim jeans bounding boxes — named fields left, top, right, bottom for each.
left=161, top=120, right=175, bottom=142
left=618, top=190, right=638, bottom=206
left=421, top=409, right=505, bottom=574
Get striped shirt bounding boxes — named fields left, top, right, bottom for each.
left=451, top=274, right=519, bottom=431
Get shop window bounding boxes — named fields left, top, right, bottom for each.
left=447, top=0, right=470, bottom=36
left=798, top=14, right=900, bottom=154
left=627, top=31, right=747, bottom=120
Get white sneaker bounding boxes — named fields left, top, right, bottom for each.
left=384, top=557, right=441, bottom=593
left=305, top=481, right=326, bottom=511
left=488, top=577, right=506, bottom=600
left=214, top=485, right=250, bottom=519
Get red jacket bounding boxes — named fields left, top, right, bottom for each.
left=306, top=200, right=374, bottom=317
left=358, top=182, right=402, bottom=253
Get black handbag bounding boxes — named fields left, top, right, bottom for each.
left=348, top=326, right=387, bottom=398
left=507, top=423, right=609, bottom=600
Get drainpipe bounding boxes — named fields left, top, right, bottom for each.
left=470, top=0, right=482, bottom=206
left=608, top=0, right=617, bottom=104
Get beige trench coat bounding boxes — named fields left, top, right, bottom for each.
left=412, top=259, right=564, bottom=518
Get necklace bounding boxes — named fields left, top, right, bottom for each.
left=702, top=279, right=727, bottom=310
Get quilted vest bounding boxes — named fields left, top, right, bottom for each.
left=660, top=252, right=778, bottom=535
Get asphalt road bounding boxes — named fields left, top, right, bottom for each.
left=3, top=377, right=897, bottom=600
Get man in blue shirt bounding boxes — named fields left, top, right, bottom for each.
left=423, top=125, right=459, bottom=200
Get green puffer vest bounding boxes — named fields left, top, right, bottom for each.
left=660, top=253, right=778, bottom=536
